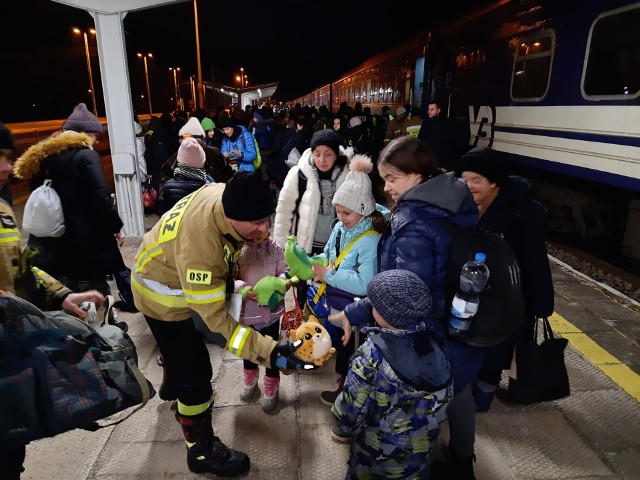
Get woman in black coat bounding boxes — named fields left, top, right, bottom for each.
left=456, top=147, right=555, bottom=412
left=14, top=103, right=126, bottom=295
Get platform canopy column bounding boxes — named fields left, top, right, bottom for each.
left=52, top=0, right=187, bottom=236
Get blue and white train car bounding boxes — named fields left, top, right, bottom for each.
left=439, top=0, right=639, bottom=254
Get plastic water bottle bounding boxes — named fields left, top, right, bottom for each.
left=448, top=252, right=490, bottom=337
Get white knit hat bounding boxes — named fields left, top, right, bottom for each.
left=332, top=155, right=375, bottom=216
left=179, top=117, right=205, bottom=138
left=177, top=137, right=205, bottom=168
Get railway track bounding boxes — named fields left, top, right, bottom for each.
left=548, top=241, right=640, bottom=305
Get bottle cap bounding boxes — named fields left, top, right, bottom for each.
left=475, top=252, right=486, bottom=263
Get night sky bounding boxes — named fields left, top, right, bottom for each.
left=2, top=0, right=485, bottom=122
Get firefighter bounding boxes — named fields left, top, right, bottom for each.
left=131, top=171, right=297, bottom=477
left=0, top=120, right=105, bottom=479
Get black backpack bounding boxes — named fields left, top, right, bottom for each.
left=445, top=226, right=525, bottom=347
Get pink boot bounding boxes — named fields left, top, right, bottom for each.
left=240, top=369, right=258, bottom=401
left=261, top=376, right=280, bottom=411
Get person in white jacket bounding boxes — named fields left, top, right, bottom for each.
left=273, top=130, right=354, bottom=254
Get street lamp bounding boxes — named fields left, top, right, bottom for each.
left=169, top=67, right=181, bottom=110
left=240, top=67, right=244, bottom=88
left=137, top=52, right=153, bottom=115
left=72, top=27, right=97, bottom=116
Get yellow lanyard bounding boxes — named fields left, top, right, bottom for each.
left=313, top=230, right=377, bottom=302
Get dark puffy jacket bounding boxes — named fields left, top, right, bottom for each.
left=16, top=133, right=125, bottom=280
left=475, top=175, right=554, bottom=317
left=157, top=175, right=205, bottom=215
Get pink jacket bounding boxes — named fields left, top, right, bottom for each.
left=234, top=238, right=287, bottom=328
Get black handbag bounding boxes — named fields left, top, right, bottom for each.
left=508, top=317, right=570, bottom=404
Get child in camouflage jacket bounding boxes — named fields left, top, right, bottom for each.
left=331, top=269, right=453, bottom=479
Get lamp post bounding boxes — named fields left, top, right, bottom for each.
left=169, top=67, right=181, bottom=110
left=137, top=52, right=153, bottom=115
left=72, top=27, right=97, bottom=116
left=193, top=0, right=204, bottom=108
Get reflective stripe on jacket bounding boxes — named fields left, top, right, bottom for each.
left=0, top=200, right=71, bottom=304
left=131, top=183, right=276, bottom=366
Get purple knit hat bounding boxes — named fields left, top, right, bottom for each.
left=62, top=103, right=103, bottom=134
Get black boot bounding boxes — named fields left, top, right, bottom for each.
left=156, top=355, right=177, bottom=401
left=449, top=448, right=476, bottom=480
left=430, top=448, right=476, bottom=480
left=176, top=406, right=250, bottom=477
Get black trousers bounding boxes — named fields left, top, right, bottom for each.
left=145, top=315, right=213, bottom=406
left=242, top=320, right=280, bottom=378
left=0, top=442, right=26, bottom=480
left=477, top=312, right=536, bottom=385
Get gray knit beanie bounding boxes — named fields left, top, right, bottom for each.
left=63, top=103, right=103, bottom=134
left=367, top=270, right=432, bottom=329
left=332, top=154, right=375, bottom=216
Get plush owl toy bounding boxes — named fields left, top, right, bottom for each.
left=284, top=235, right=328, bottom=282
left=290, top=315, right=336, bottom=366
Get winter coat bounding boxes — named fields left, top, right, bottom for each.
left=331, top=323, right=453, bottom=479
left=221, top=125, right=257, bottom=172
left=131, top=183, right=276, bottom=367
left=477, top=175, right=554, bottom=317
left=0, top=199, right=71, bottom=309
left=345, top=123, right=373, bottom=156
left=318, top=214, right=382, bottom=297
left=251, top=111, right=277, bottom=153
left=157, top=174, right=206, bottom=215
left=234, top=238, right=287, bottom=329
left=273, top=146, right=353, bottom=252
left=345, top=172, right=483, bottom=393
left=14, top=132, right=125, bottom=281
left=268, top=127, right=300, bottom=188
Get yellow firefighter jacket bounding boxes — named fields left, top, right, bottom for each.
left=0, top=199, right=72, bottom=305
left=132, top=183, right=277, bottom=367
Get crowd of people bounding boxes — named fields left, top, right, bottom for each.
left=1, top=97, right=554, bottom=480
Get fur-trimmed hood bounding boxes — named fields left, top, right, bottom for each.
left=14, top=132, right=95, bottom=180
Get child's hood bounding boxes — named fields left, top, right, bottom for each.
left=369, top=327, right=452, bottom=392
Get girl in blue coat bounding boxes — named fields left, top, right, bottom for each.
left=332, top=136, right=481, bottom=479
left=219, top=118, right=257, bottom=172
left=311, top=155, right=388, bottom=405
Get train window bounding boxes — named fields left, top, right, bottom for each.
left=582, top=3, right=640, bottom=99
left=511, top=30, right=555, bottom=102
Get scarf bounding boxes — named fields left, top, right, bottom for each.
left=174, top=164, right=207, bottom=183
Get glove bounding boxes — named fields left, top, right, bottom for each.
left=270, top=344, right=317, bottom=372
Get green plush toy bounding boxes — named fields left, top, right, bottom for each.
left=240, top=275, right=287, bottom=309
left=284, top=235, right=327, bottom=282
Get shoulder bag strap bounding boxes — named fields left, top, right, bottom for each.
left=313, top=229, right=377, bottom=302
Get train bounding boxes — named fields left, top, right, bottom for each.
left=290, top=0, right=640, bottom=262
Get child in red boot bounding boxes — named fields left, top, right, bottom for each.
left=234, top=225, right=287, bottom=411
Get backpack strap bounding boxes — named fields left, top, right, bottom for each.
left=293, top=170, right=307, bottom=236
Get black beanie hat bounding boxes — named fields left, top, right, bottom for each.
left=456, top=147, right=508, bottom=187
left=310, top=129, right=343, bottom=157
left=0, top=122, right=14, bottom=150
left=222, top=172, right=275, bottom=221
left=219, top=118, right=236, bottom=129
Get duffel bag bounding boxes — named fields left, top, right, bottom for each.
left=0, top=294, right=155, bottom=443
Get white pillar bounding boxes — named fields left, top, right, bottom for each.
left=92, top=11, right=145, bottom=236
